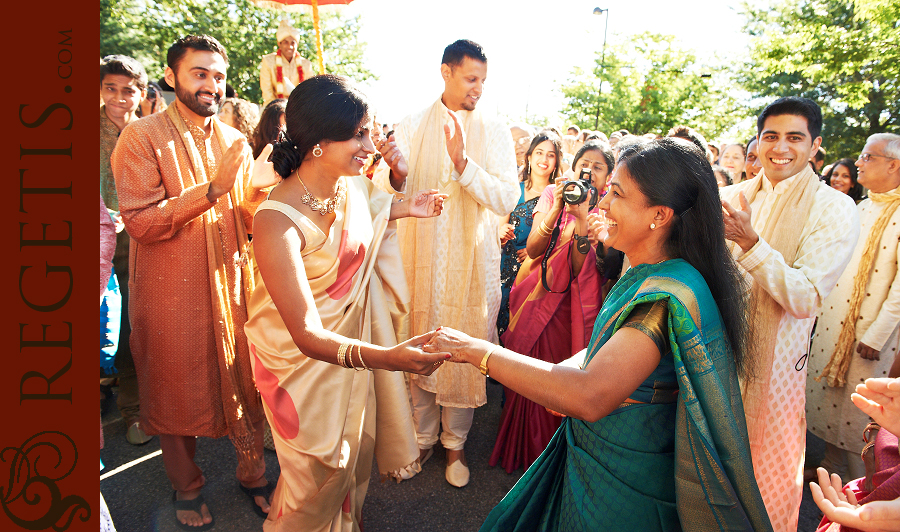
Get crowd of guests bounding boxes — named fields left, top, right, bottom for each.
left=98, top=27, right=900, bottom=532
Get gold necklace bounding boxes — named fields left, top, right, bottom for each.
left=297, top=173, right=345, bottom=215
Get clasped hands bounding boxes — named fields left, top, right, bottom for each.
left=398, top=328, right=479, bottom=376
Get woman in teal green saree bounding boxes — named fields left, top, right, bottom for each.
left=425, top=138, right=773, bottom=531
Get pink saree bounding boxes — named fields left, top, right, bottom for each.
left=493, top=223, right=604, bottom=473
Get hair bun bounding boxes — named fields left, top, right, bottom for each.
left=270, top=133, right=302, bottom=178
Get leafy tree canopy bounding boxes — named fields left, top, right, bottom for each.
left=559, top=33, right=746, bottom=142
left=100, top=0, right=374, bottom=104
left=740, top=0, right=899, bottom=159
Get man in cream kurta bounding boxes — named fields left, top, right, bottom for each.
left=372, top=39, right=519, bottom=488
left=808, top=133, right=900, bottom=480
left=259, top=19, right=314, bottom=107
left=721, top=97, right=859, bottom=531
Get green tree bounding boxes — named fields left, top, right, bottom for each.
left=100, top=0, right=374, bottom=104
left=560, top=33, right=746, bottom=140
left=740, top=0, right=899, bottom=159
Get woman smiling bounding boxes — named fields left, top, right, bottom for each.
left=425, top=138, right=772, bottom=531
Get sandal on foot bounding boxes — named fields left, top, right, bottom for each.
left=239, top=481, right=274, bottom=518
left=172, top=491, right=215, bottom=531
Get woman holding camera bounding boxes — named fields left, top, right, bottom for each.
left=489, top=140, right=615, bottom=474
left=425, top=138, right=771, bottom=531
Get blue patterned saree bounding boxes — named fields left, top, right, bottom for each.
left=480, top=259, right=772, bottom=532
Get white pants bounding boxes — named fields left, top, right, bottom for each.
left=409, top=380, right=474, bottom=451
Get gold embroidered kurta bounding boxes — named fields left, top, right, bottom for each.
left=721, top=175, right=859, bottom=531
left=259, top=51, right=314, bottom=107
left=808, top=198, right=900, bottom=453
left=372, top=101, right=519, bottom=408
left=111, top=110, right=266, bottom=438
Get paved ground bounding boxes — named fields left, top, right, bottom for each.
left=101, top=380, right=827, bottom=531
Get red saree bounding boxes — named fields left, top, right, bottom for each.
left=493, top=235, right=604, bottom=473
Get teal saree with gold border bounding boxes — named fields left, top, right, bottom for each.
left=480, top=259, right=772, bottom=532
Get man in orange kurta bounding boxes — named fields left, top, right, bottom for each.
left=112, top=35, right=274, bottom=529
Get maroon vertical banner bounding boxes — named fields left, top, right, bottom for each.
left=2, top=0, right=99, bottom=531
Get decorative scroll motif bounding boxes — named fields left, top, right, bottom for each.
left=1, top=431, right=90, bottom=530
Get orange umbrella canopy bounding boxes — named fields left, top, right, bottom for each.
left=251, top=0, right=356, bottom=74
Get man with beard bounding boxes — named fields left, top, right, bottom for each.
left=112, top=35, right=278, bottom=530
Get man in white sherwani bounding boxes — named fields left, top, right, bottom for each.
left=372, top=39, right=519, bottom=488
left=720, top=96, right=860, bottom=531
left=807, top=132, right=900, bottom=480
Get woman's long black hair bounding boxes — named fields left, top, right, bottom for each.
left=269, top=74, right=369, bottom=179
left=618, top=138, right=749, bottom=379
left=251, top=98, right=287, bottom=160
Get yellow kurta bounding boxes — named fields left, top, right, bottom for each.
left=244, top=176, right=419, bottom=532
left=808, top=198, right=900, bottom=453
left=372, top=100, right=519, bottom=408
left=721, top=175, right=859, bottom=531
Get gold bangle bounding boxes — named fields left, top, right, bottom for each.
left=357, top=345, right=371, bottom=371
left=351, top=344, right=365, bottom=371
left=479, top=347, right=495, bottom=377
left=337, top=342, right=349, bottom=368
left=539, top=220, right=552, bottom=236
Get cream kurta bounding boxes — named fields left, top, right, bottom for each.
left=808, top=198, right=900, bottom=453
left=259, top=51, right=314, bottom=107
left=373, top=103, right=519, bottom=408
left=721, top=175, right=859, bottom=532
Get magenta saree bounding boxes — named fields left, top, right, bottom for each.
left=492, top=233, right=604, bottom=473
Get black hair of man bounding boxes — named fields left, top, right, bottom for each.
left=757, top=96, right=823, bottom=140
left=166, top=34, right=229, bottom=73
left=815, top=146, right=827, bottom=163
left=441, top=39, right=487, bottom=67
left=100, top=54, right=148, bottom=91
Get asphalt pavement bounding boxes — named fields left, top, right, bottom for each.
left=101, top=380, right=827, bottom=531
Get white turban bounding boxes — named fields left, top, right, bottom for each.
left=276, top=19, right=300, bottom=44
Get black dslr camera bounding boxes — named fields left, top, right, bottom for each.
left=562, top=168, right=599, bottom=209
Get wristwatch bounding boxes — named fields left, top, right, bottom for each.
left=574, top=234, right=590, bottom=254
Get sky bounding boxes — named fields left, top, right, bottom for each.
left=325, top=0, right=753, bottom=133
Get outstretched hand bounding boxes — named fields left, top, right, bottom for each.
left=251, top=143, right=283, bottom=190
left=810, top=467, right=900, bottom=532
left=851, top=377, right=900, bottom=436
left=408, top=189, right=449, bottom=218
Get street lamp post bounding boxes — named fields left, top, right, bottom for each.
left=593, top=7, right=609, bottom=131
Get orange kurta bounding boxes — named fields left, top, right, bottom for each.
left=111, top=109, right=266, bottom=438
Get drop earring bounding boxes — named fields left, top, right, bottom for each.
left=312, top=144, right=323, bottom=157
